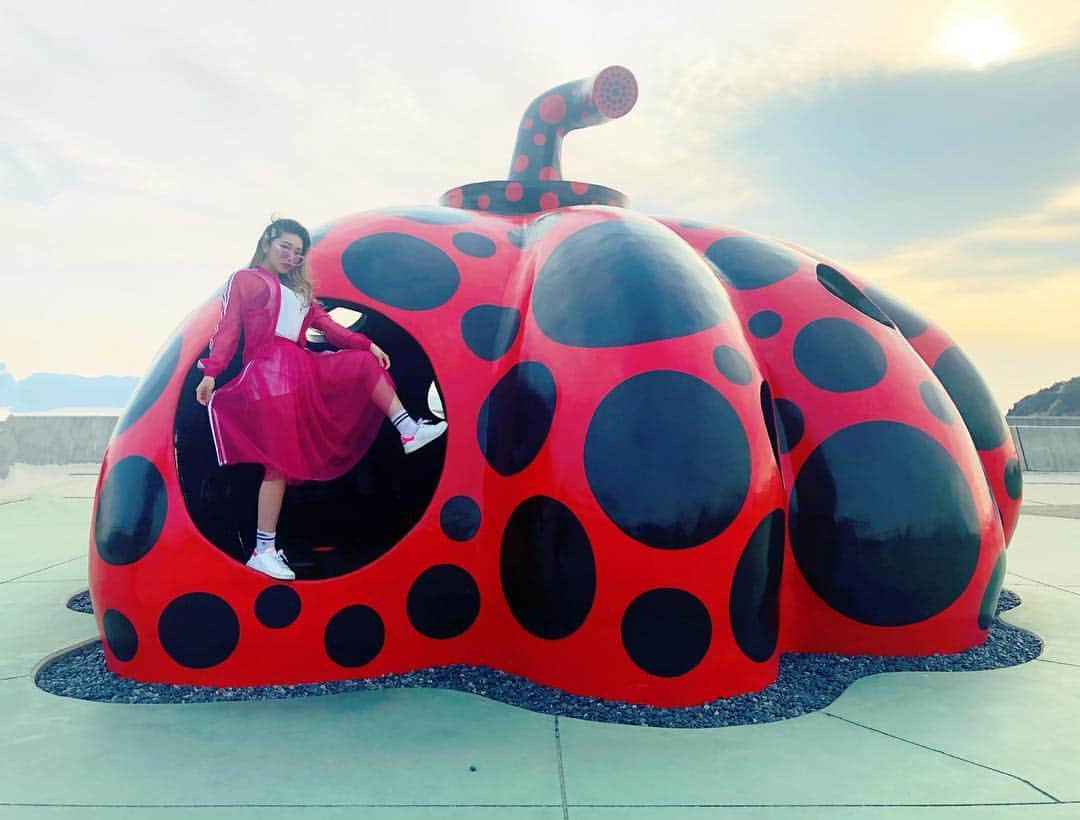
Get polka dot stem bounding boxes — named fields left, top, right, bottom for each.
left=508, top=66, right=638, bottom=182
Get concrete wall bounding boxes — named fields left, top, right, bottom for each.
left=1008, top=417, right=1080, bottom=472
left=0, top=414, right=118, bottom=478
left=2, top=413, right=1079, bottom=476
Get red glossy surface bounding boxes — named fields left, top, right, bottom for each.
left=90, top=206, right=1020, bottom=705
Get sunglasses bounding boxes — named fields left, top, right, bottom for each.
left=271, top=239, right=305, bottom=264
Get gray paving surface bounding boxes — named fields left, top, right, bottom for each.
left=1, top=465, right=1079, bottom=818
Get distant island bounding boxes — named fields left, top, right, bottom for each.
left=1009, top=376, right=1080, bottom=417
left=4, top=360, right=1078, bottom=420
left=0, top=362, right=137, bottom=413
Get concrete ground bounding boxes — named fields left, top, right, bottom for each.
left=1, top=464, right=1078, bottom=819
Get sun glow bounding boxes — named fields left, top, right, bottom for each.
left=937, top=18, right=1020, bottom=68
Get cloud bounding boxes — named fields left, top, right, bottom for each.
left=716, top=48, right=1080, bottom=257
left=847, top=183, right=1080, bottom=408
left=851, top=182, right=1080, bottom=282
left=2, top=0, right=1079, bottom=389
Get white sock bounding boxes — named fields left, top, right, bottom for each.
left=391, top=410, right=419, bottom=438
left=255, top=529, right=276, bottom=555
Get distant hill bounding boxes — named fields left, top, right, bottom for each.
left=1008, top=376, right=1080, bottom=416
left=0, top=363, right=137, bottom=413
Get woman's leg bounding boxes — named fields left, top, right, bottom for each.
left=368, top=371, right=414, bottom=430
left=363, top=365, right=402, bottom=419
left=247, top=467, right=295, bottom=579
left=257, top=469, right=287, bottom=532
left=363, top=355, right=446, bottom=450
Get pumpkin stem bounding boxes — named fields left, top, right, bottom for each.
left=507, top=66, right=637, bottom=183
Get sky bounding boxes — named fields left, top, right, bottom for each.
left=2, top=0, right=1078, bottom=411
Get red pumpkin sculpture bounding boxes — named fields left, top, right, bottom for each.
left=89, top=66, right=1022, bottom=705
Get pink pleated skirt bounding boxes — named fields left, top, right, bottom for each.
left=207, top=337, right=395, bottom=485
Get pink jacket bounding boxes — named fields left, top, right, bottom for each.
left=197, top=267, right=372, bottom=378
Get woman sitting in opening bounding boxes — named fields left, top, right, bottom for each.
left=194, top=218, right=447, bottom=580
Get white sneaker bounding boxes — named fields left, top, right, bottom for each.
left=246, top=549, right=296, bottom=580
left=402, top=419, right=448, bottom=454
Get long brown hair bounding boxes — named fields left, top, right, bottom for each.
left=249, top=217, right=314, bottom=306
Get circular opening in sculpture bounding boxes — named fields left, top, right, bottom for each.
left=175, top=299, right=446, bottom=579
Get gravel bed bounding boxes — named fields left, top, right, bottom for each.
left=66, top=589, right=92, bottom=614
left=38, top=589, right=1039, bottom=728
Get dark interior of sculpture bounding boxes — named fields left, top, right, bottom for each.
left=175, top=300, right=446, bottom=579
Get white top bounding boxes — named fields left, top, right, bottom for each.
left=275, top=282, right=309, bottom=342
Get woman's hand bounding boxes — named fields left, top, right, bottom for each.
left=370, top=343, right=391, bottom=370
left=195, top=376, right=216, bottom=405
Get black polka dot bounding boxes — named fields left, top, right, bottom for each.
left=254, top=585, right=301, bottom=629
left=920, top=380, right=955, bottom=424
left=713, top=345, right=752, bottom=385
left=524, top=214, right=560, bottom=242
left=158, top=593, right=240, bottom=669
left=730, top=510, right=785, bottom=662
left=789, top=421, right=981, bottom=626
left=506, top=215, right=561, bottom=250
left=863, top=286, right=929, bottom=339
left=761, top=381, right=780, bottom=470
left=816, top=264, right=894, bottom=328
left=379, top=206, right=473, bottom=224
left=441, top=496, right=481, bottom=541
left=621, top=588, right=711, bottom=677
left=774, top=398, right=804, bottom=453
left=979, top=552, right=1007, bottom=630
left=453, top=232, right=497, bottom=258
left=748, top=310, right=782, bottom=338
left=933, top=346, right=1008, bottom=451
left=1004, top=458, right=1022, bottom=501
left=461, top=305, right=521, bottom=361
left=114, top=333, right=181, bottom=436
left=102, top=609, right=138, bottom=662
left=532, top=217, right=729, bottom=347
left=94, top=456, right=167, bottom=565
left=477, top=361, right=556, bottom=476
left=793, top=318, right=886, bottom=392
left=986, top=472, right=1002, bottom=527
left=705, top=236, right=800, bottom=290
left=407, top=564, right=480, bottom=639
left=325, top=605, right=385, bottom=667
left=500, top=496, right=595, bottom=639
left=341, top=233, right=460, bottom=310
left=585, top=370, right=750, bottom=549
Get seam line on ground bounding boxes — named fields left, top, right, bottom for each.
left=1019, top=509, right=1080, bottom=520
left=1036, top=658, right=1080, bottom=669
left=0, top=803, right=567, bottom=809
left=1008, top=573, right=1080, bottom=599
left=0, top=554, right=84, bottom=584
left=824, top=712, right=1060, bottom=802
left=1, top=801, right=1077, bottom=809
left=554, top=716, right=570, bottom=820
left=564, top=801, right=1080, bottom=808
